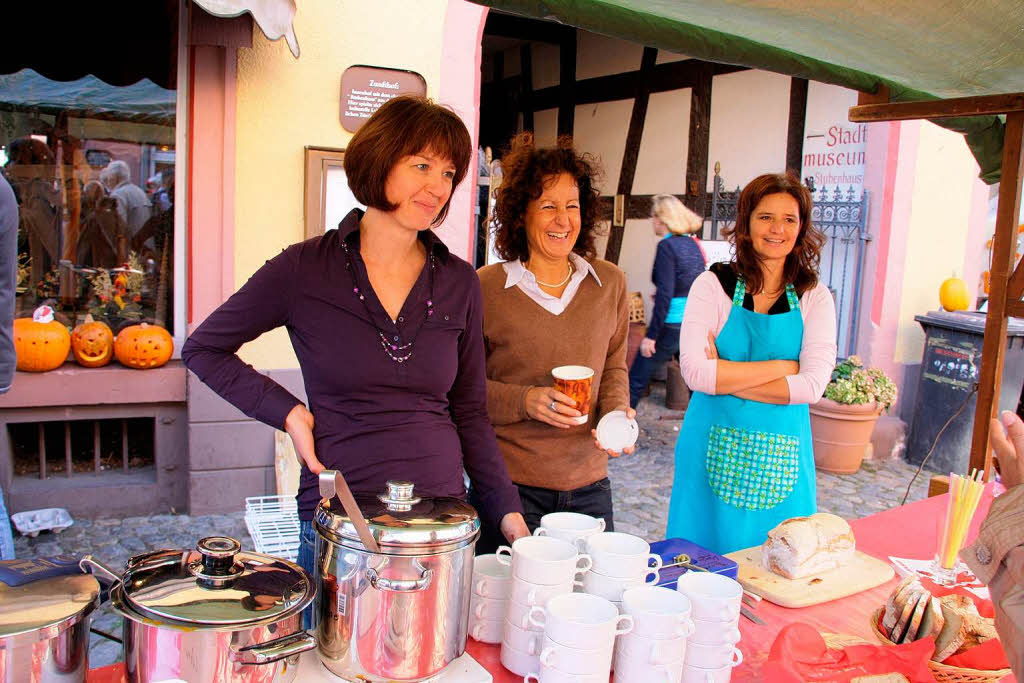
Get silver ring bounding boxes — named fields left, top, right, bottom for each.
left=549, top=401, right=556, bottom=412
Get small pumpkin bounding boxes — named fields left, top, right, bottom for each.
left=114, top=323, right=174, bottom=369
left=939, top=274, right=970, bottom=312
left=13, top=305, right=71, bottom=372
left=71, top=317, right=114, bottom=367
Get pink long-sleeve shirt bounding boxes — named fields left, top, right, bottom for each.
left=678, top=270, right=837, bottom=404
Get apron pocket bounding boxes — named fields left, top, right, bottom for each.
left=706, top=425, right=800, bottom=511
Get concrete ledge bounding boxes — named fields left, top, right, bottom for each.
left=187, top=368, right=306, bottom=423
left=0, top=361, right=186, bottom=409
left=189, top=421, right=274, bottom=470
left=189, top=467, right=272, bottom=514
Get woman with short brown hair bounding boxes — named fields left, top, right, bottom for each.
left=666, top=172, right=837, bottom=554
left=183, top=96, right=528, bottom=601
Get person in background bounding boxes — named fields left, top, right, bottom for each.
left=101, top=160, right=151, bottom=238
left=475, top=133, right=633, bottom=552
left=0, top=173, right=17, bottom=395
left=628, top=194, right=706, bottom=408
left=666, top=172, right=837, bottom=555
left=964, top=410, right=1023, bottom=677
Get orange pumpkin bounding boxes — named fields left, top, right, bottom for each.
left=939, top=274, right=970, bottom=312
left=114, top=323, right=174, bottom=369
left=13, top=306, right=71, bottom=372
left=71, top=319, right=114, bottom=367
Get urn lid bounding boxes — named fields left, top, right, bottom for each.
left=0, top=557, right=98, bottom=640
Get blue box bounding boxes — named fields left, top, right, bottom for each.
left=650, top=538, right=738, bottom=589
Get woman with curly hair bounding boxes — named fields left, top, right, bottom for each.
left=666, top=172, right=837, bottom=554
left=474, top=133, right=634, bottom=551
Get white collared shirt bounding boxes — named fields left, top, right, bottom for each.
left=502, top=253, right=603, bottom=315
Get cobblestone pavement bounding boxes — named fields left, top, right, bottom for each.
left=14, top=382, right=929, bottom=668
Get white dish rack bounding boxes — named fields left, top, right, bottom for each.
left=244, top=495, right=300, bottom=562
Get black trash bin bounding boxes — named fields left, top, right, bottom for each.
left=906, top=310, right=1024, bottom=474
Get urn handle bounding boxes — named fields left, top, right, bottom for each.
left=232, top=631, right=317, bottom=665
left=366, top=563, right=433, bottom=592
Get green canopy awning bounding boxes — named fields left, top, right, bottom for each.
left=471, top=0, right=1024, bottom=183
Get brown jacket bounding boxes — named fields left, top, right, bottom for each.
left=963, top=484, right=1024, bottom=678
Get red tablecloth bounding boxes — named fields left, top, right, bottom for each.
left=88, top=491, right=1016, bottom=682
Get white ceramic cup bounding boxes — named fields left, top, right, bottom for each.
left=503, top=618, right=542, bottom=655
left=509, top=576, right=579, bottom=606
left=690, top=615, right=741, bottom=646
left=539, top=634, right=614, bottom=675
left=527, top=592, right=633, bottom=650
left=613, top=648, right=684, bottom=683
left=682, top=662, right=733, bottom=683
left=469, top=616, right=503, bottom=644
left=585, top=532, right=662, bottom=580
left=617, top=630, right=688, bottom=665
left=470, top=593, right=509, bottom=621
left=581, top=568, right=644, bottom=602
left=621, top=585, right=695, bottom=640
left=534, top=512, right=606, bottom=551
left=675, top=572, right=743, bottom=622
left=501, top=641, right=540, bottom=677
left=474, top=553, right=513, bottom=598
left=684, top=640, right=743, bottom=669
left=523, top=665, right=607, bottom=683
left=506, top=598, right=543, bottom=631
left=496, top=536, right=592, bottom=586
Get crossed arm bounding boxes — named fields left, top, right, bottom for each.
left=705, top=331, right=796, bottom=404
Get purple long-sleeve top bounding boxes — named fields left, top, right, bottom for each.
left=182, top=209, right=523, bottom=526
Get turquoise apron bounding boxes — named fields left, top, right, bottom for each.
left=665, top=278, right=816, bottom=555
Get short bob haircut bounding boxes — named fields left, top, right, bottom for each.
left=344, top=95, right=472, bottom=226
left=724, top=172, right=824, bottom=296
left=493, top=133, right=602, bottom=262
left=651, top=194, right=702, bottom=235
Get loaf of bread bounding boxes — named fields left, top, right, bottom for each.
left=761, top=513, right=856, bottom=579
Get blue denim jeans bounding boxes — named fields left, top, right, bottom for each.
left=628, top=324, right=681, bottom=408
left=297, top=520, right=316, bottom=630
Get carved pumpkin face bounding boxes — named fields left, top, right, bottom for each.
left=114, top=323, right=174, bottom=369
left=71, top=321, right=114, bottom=367
left=13, top=306, right=71, bottom=372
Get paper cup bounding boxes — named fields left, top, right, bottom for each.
left=552, top=365, right=594, bottom=425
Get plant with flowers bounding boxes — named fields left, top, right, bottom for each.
left=823, top=355, right=898, bottom=411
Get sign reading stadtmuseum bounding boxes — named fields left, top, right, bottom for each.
left=340, top=65, right=427, bottom=132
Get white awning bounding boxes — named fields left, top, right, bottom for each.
left=193, top=0, right=299, bottom=58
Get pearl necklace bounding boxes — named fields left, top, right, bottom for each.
left=530, top=262, right=573, bottom=288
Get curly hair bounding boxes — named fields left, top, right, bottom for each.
left=723, top=172, right=824, bottom=296
left=493, top=133, right=603, bottom=262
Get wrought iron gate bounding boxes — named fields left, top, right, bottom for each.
left=707, top=167, right=871, bottom=357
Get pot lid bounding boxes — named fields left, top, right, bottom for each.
left=315, top=480, right=479, bottom=552
left=0, top=556, right=99, bottom=638
left=118, top=537, right=314, bottom=627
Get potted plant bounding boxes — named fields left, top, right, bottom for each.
left=810, top=356, right=898, bottom=474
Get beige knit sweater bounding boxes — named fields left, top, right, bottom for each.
left=478, top=259, right=630, bottom=491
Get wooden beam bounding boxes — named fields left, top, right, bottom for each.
left=1005, top=299, right=1024, bottom=318
left=969, top=110, right=1024, bottom=477
left=928, top=475, right=950, bottom=498
left=605, top=47, right=658, bottom=264
left=685, top=63, right=714, bottom=217
left=520, top=44, right=534, bottom=133
left=484, top=11, right=574, bottom=45
left=786, top=77, right=808, bottom=176
left=857, top=84, right=890, bottom=106
left=1007, top=252, right=1024, bottom=301
left=850, top=92, right=1024, bottom=123
left=557, top=32, right=577, bottom=137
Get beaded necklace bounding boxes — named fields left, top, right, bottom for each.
left=340, top=240, right=435, bottom=364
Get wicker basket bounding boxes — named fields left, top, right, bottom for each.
left=628, top=291, right=646, bottom=324
left=867, top=608, right=1011, bottom=682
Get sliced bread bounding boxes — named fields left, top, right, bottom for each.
left=890, top=589, right=925, bottom=643
left=932, top=603, right=967, bottom=662
left=883, top=577, right=922, bottom=633
left=900, top=592, right=932, bottom=644
left=917, top=596, right=945, bottom=644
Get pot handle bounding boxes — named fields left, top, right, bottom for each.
left=232, top=631, right=317, bottom=665
left=79, top=556, right=121, bottom=585
left=366, top=565, right=433, bottom=592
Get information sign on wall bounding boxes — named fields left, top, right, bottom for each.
left=802, top=123, right=867, bottom=195
left=339, top=65, right=426, bottom=132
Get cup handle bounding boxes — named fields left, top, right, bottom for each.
left=676, top=616, right=695, bottom=638
left=576, top=554, right=593, bottom=573
left=731, top=647, right=743, bottom=666
left=644, top=567, right=661, bottom=584
left=527, top=634, right=540, bottom=655
left=524, top=674, right=540, bottom=683
left=527, top=606, right=546, bottom=630
left=473, top=603, right=484, bottom=619
left=475, top=578, right=487, bottom=595
left=539, top=647, right=555, bottom=666
left=572, top=578, right=584, bottom=590
left=597, top=518, right=606, bottom=531
left=495, top=546, right=513, bottom=566
left=533, top=527, right=548, bottom=536
left=615, top=614, right=634, bottom=635
left=527, top=586, right=538, bottom=604
left=471, top=623, right=482, bottom=639
left=728, top=627, right=741, bottom=643
left=647, top=553, right=663, bottom=571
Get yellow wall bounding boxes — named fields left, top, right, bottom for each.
left=893, top=121, right=981, bottom=364
left=233, top=0, right=450, bottom=369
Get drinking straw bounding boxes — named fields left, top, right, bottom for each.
left=940, top=471, right=985, bottom=569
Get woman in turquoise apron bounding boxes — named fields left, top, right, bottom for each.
left=666, top=173, right=834, bottom=555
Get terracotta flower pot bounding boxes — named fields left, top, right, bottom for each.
left=809, top=397, right=882, bottom=474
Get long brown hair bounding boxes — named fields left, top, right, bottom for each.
left=723, top=172, right=824, bottom=296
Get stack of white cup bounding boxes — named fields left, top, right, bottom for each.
left=495, top=535, right=592, bottom=677
left=613, top=586, right=695, bottom=682
left=582, top=532, right=663, bottom=606
left=469, top=554, right=513, bottom=644
left=533, top=512, right=606, bottom=552
left=523, top=592, right=633, bottom=683
left=675, top=572, right=745, bottom=683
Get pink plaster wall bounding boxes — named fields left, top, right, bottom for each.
left=435, top=1, right=488, bottom=262
left=187, top=46, right=236, bottom=328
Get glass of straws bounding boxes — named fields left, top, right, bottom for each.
left=932, top=469, right=985, bottom=586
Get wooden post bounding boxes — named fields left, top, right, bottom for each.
left=520, top=44, right=534, bottom=132
left=968, top=110, right=1024, bottom=477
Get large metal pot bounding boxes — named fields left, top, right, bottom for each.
left=315, top=474, right=479, bottom=682
left=82, top=536, right=316, bottom=683
left=0, top=556, right=98, bottom=683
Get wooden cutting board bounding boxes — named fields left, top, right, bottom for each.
left=724, top=545, right=895, bottom=608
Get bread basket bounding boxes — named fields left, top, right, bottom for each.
left=867, top=608, right=1011, bottom=682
